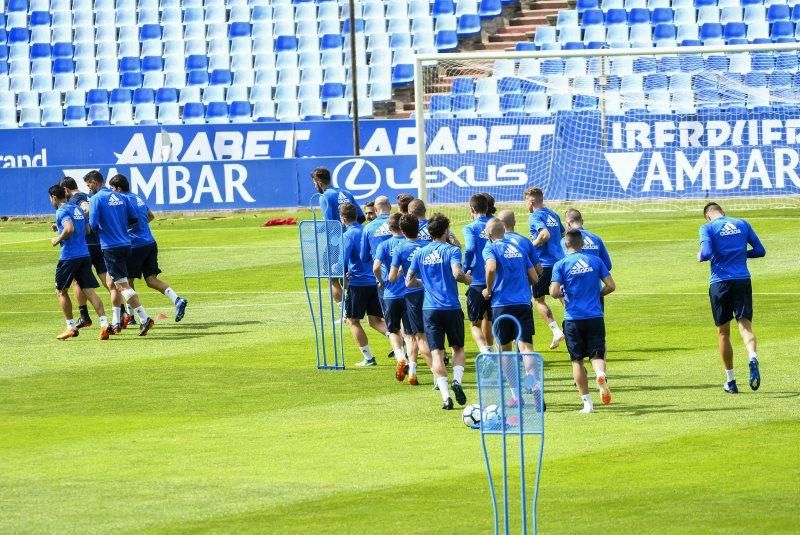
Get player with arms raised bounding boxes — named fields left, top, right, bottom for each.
left=698, top=202, right=765, bottom=394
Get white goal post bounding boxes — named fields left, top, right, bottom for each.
left=413, top=42, right=800, bottom=220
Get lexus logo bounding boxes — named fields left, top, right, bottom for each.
left=332, top=158, right=381, bottom=200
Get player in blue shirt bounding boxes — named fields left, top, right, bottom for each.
left=363, top=200, right=377, bottom=222
left=109, top=175, right=188, bottom=323
left=497, top=210, right=542, bottom=277
left=698, top=202, right=766, bottom=394
left=389, top=214, right=432, bottom=387
left=562, top=209, right=612, bottom=271
left=360, top=196, right=392, bottom=263
left=339, top=202, right=388, bottom=367
left=84, top=171, right=154, bottom=336
left=48, top=184, right=110, bottom=341
left=551, top=229, right=616, bottom=413
left=409, top=199, right=461, bottom=248
left=406, top=214, right=472, bottom=410
left=463, top=194, right=494, bottom=354
left=525, top=187, right=567, bottom=350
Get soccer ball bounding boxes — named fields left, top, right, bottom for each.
left=462, top=404, right=481, bottom=429
left=482, top=404, right=501, bottom=430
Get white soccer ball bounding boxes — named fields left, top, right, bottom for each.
left=482, top=404, right=501, bottom=430
left=462, top=404, right=481, bottom=428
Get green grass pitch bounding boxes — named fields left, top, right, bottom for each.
left=1, top=207, right=798, bottom=532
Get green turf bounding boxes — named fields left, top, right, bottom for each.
left=1, top=208, right=799, bottom=533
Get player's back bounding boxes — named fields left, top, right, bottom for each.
left=412, top=242, right=461, bottom=309
left=529, top=207, right=565, bottom=266
left=361, top=214, right=391, bottom=262
left=69, top=191, right=99, bottom=246
left=126, top=192, right=156, bottom=248
left=89, top=188, right=133, bottom=249
left=463, top=216, right=492, bottom=286
left=553, top=253, right=608, bottom=320
left=506, top=230, right=540, bottom=268
left=561, top=228, right=612, bottom=270
left=56, top=204, right=90, bottom=260
left=701, top=216, right=761, bottom=283
left=393, top=240, right=423, bottom=294
left=342, top=223, right=375, bottom=286
left=320, top=187, right=359, bottom=222
left=484, top=238, right=532, bottom=307
left=376, top=236, right=406, bottom=299
left=417, top=219, right=432, bottom=246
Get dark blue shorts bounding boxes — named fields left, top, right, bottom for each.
left=563, top=317, right=606, bottom=361
left=384, top=297, right=406, bottom=333
left=88, top=244, right=106, bottom=276
left=127, top=242, right=161, bottom=280
left=492, top=304, right=534, bottom=345
left=466, top=285, right=491, bottom=322
left=345, top=284, right=383, bottom=320
left=423, top=308, right=465, bottom=351
left=55, top=256, right=99, bottom=292
left=709, top=279, right=753, bottom=326
left=404, top=291, right=425, bottom=335
left=533, top=266, right=553, bottom=299
left=102, top=246, right=131, bottom=282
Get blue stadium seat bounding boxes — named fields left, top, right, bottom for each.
left=479, top=0, right=502, bottom=19
left=500, top=93, right=524, bottom=116
left=64, top=104, right=86, bottom=126
left=651, top=8, right=673, bottom=25
left=452, top=94, right=477, bottom=118
left=771, top=20, right=794, bottom=40
left=429, top=94, right=452, bottom=117
left=133, top=88, right=155, bottom=105
left=321, top=82, right=344, bottom=101
left=751, top=53, right=775, bottom=72
left=644, top=73, right=668, bottom=90
left=498, top=76, right=522, bottom=95
left=433, top=0, right=455, bottom=17
left=700, top=23, right=724, bottom=42
left=633, top=57, right=658, bottom=73
left=139, top=24, right=162, bottom=41
left=110, top=88, right=132, bottom=105
left=452, top=77, right=474, bottom=95
left=577, top=0, right=599, bottom=12
left=628, top=8, right=649, bottom=26
left=654, top=24, right=677, bottom=42
left=515, top=41, right=536, bottom=51
left=694, top=0, right=715, bottom=7
left=88, top=104, right=110, bottom=126
left=458, top=14, right=482, bottom=36
left=205, top=101, right=228, bottom=123
left=182, top=102, right=205, bottom=124
left=228, top=101, right=251, bottom=123
left=435, top=30, right=458, bottom=50
left=724, top=22, right=747, bottom=40
left=391, top=64, right=414, bottom=86
left=187, top=69, right=209, bottom=86
left=767, top=4, right=790, bottom=22
left=581, top=9, right=603, bottom=26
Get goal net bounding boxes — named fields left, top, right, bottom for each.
left=413, top=44, right=800, bottom=225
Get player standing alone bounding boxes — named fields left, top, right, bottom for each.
left=550, top=229, right=616, bottom=413
left=698, top=202, right=765, bottom=394
left=525, top=187, right=566, bottom=349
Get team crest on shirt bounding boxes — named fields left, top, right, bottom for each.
left=422, top=250, right=444, bottom=266
left=570, top=258, right=593, bottom=275
left=503, top=245, right=523, bottom=259
left=720, top=222, right=741, bottom=236
left=374, top=224, right=391, bottom=237
left=583, top=236, right=598, bottom=250
left=546, top=215, right=559, bottom=227
left=108, top=193, right=123, bottom=206
left=72, top=207, right=84, bottom=220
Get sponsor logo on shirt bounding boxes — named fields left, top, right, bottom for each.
left=570, top=258, right=593, bottom=275
left=583, top=236, right=598, bottom=250
left=108, top=193, right=123, bottom=206
left=136, top=196, right=146, bottom=207
left=419, top=227, right=431, bottom=241
left=72, top=207, right=84, bottom=220
left=720, top=222, right=742, bottom=236
left=503, top=245, right=523, bottom=259
left=546, top=215, right=559, bottom=227
left=479, top=229, right=488, bottom=239
left=374, top=224, right=391, bottom=237
left=337, top=192, right=349, bottom=205
left=422, top=250, right=444, bottom=266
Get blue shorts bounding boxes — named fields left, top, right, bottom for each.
left=466, top=285, right=491, bottom=322
left=563, top=317, right=606, bottom=361
left=533, top=266, right=553, bottom=299
left=709, top=279, right=753, bottom=326
left=384, top=297, right=406, bottom=333
left=404, top=291, right=425, bottom=335
left=103, top=246, right=132, bottom=282
left=55, top=256, right=100, bottom=292
left=345, top=284, right=383, bottom=320
left=492, top=304, right=534, bottom=345
left=423, top=308, right=465, bottom=351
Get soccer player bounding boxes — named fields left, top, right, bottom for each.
left=463, top=194, right=494, bottom=354
left=697, top=202, right=766, bottom=394
left=406, top=214, right=472, bottom=410
left=497, top=210, right=542, bottom=277
left=479, top=191, right=497, bottom=216
left=410, top=199, right=462, bottom=248
left=550, top=229, right=616, bottom=413
left=525, top=187, right=566, bottom=349
left=373, top=213, right=411, bottom=380
left=363, top=201, right=377, bottom=222
left=561, top=209, right=612, bottom=271
left=108, top=175, right=188, bottom=322
left=360, top=196, right=392, bottom=264
left=84, top=170, right=154, bottom=336
left=48, top=184, right=110, bottom=340
left=339, top=202, right=388, bottom=366
left=396, top=193, right=414, bottom=215
left=389, top=214, right=432, bottom=386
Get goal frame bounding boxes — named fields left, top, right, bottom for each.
left=413, top=41, right=800, bottom=204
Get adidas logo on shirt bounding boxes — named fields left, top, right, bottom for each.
left=479, top=230, right=488, bottom=239
left=337, top=192, right=349, bottom=205
left=422, top=250, right=444, bottom=266
left=419, top=228, right=431, bottom=240
left=503, top=245, right=523, bottom=259
left=136, top=196, right=145, bottom=207
left=374, top=224, right=391, bottom=237
left=570, top=258, right=593, bottom=275
left=583, top=236, right=598, bottom=250
left=72, top=207, right=84, bottom=220
left=546, top=215, right=559, bottom=227
left=720, top=222, right=742, bottom=236
left=108, top=194, right=123, bottom=206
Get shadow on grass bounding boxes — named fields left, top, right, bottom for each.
left=546, top=403, right=742, bottom=415
left=168, top=320, right=262, bottom=328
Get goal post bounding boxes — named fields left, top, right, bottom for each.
left=413, top=42, right=800, bottom=223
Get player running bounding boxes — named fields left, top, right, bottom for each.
left=550, top=229, right=616, bottom=413
left=497, top=210, right=543, bottom=278
left=463, top=194, right=494, bottom=354
left=339, top=202, right=388, bottom=367
left=389, top=214, right=432, bottom=386
left=84, top=171, right=154, bottom=336
left=406, top=214, right=472, bottom=410
left=561, top=209, right=612, bottom=271
left=48, top=184, right=110, bottom=340
left=410, top=199, right=461, bottom=248
left=525, top=187, right=566, bottom=350
left=108, top=175, right=188, bottom=322
left=697, top=202, right=766, bottom=394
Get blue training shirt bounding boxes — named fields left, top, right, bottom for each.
left=483, top=238, right=533, bottom=307
left=67, top=191, right=98, bottom=247
left=391, top=239, right=424, bottom=295
left=529, top=207, right=565, bottom=267
left=319, top=187, right=364, bottom=222
left=374, top=235, right=406, bottom=299
left=560, top=227, right=612, bottom=271
left=506, top=230, right=541, bottom=269
left=359, top=213, right=391, bottom=263
left=408, top=241, right=462, bottom=310
left=417, top=218, right=432, bottom=245
left=463, top=215, right=492, bottom=286
left=125, top=192, right=156, bottom=249
left=551, top=252, right=610, bottom=321
left=55, top=203, right=90, bottom=260
left=342, top=223, right=376, bottom=287
left=89, top=188, right=137, bottom=250
left=699, top=216, right=766, bottom=284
